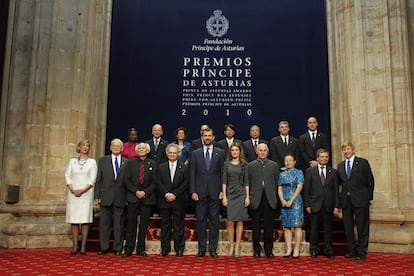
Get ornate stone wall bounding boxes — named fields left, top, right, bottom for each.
left=0, top=0, right=413, bottom=252
left=0, top=0, right=112, bottom=248
left=326, top=0, right=414, bottom=253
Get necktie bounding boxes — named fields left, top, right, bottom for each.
left=346, top=160, right=351, bottom=179
left=155, top=139, right=159, bottom=151
left=114, top=157, right=119, bottom=177
left=170, top=163, right=175, bottom=182
left=254, top=140, right=257, bottom=149
left=139, top=161, right=145, bottom=185
left=311, top=133, right=316, bottom=147
left=320, top=166, right=325, bottom=186
left=284, top=137, right=288, bottom=147
left=205, top=148, right=211, bottom=171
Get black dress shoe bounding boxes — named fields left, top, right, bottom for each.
left=326, top=254, right=335, bottom=259
left=210, top=252, right=218, bottom=258
left=345, top=252, right=355, bottom=258
left=137, top=251, right=148, bottom=257
left=253, top=252, right=260, bottom=258
left=176, top=250, right=184, bottom=257
left=266, top=253, right=274, bottom=258
left=97, top=250, right=108, bottom=255
left=356, top=255, right=366, bottom=261
left=159, top=251, right=170, bottom=256
left=311, top=252, right=318, bottom=258
left=114, top=251, right=123, bottom=256
left=196, top=251, right=206, bottom=257
left=123, top=252, right=132, bottom=258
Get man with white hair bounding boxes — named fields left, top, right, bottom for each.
left=95, top=138, right=128, bottom=256
left=123, top=143, right=158, bottom=257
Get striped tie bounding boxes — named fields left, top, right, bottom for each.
left=139, top=161, right=145, bottom=185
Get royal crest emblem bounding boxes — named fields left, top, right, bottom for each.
left=206, top=9, right=229, bottom=37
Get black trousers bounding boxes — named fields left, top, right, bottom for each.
left=124, top=201, right=153, bottom=254
left=250, top=192, right=275, bottom=254
left=342, top=200, right=370, bottom=257
left=159, top=206, right=185, bottom=252
left=309, top=202, right=334, bottom=255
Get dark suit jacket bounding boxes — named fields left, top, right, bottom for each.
left=190, top=138, right=219, bottom=151
left=189, top=146, right=225, bottom=200
left=269, top=136, right=299, bottom=167
left=145, top=138, right=168, bottom=163
left=299, top=131, right=329, bottom=167
left=156, top=161, right=189, bottom=209
left=242, top=138, right=268, bottom=163
left=303, top=166, right=340, bottom=213
left=94, top=155, right=128, bottom=207
left=217, top=138, right=242, bottom=157
left=337, top=157, right=374, bottom=208
left=124, top=157, right=158, bottom=205
left=248, top=158, right=279, bottom=210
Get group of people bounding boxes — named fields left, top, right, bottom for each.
left=64, top=116, right=374, bottom=261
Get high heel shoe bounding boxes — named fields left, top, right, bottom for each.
left=234, top=248, right=241, bottom=258
left=283, top=249, right=293, bottom=258
left=70, top=243, right=80, bottom=255
left=227, top=250, right=234, bottom=257
left=80, top=247, right=86, bottom=255
left=292, top=248, right=300, bottom=259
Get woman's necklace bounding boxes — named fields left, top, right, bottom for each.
left=78, top=158, right=88, bottom=170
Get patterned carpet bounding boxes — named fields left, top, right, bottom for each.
left=1, top=248, right=413, bottom=275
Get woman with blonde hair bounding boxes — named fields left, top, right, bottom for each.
left=65, top=139, right=97, bottom=255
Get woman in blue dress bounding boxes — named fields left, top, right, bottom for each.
left=172, top=127, right=191, bottom=165
left=278, top=153, right=304, bottom=259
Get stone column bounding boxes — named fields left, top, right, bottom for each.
left=0, top=0, right=112, bottom=247
left=326, top=0, right=414, bottom=253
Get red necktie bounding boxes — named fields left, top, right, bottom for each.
left=139, top=161, right=145, bottom=185
left=320, top=166, right=325, bottom=186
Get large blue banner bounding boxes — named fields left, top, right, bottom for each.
left=106, top=0, right=329, bottom=144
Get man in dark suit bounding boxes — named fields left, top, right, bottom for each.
left=123, top=143, right=158, bottom=257
left=191, top=123, right=219, bottom=151
left=248, top=143, right=279, bottom=258
left=145, top=123, right=168, bottom=163
left=190, top=128, right=225, bottom=258
left=217, top=123, right=242, bottom=156
left=299, top=116, right=329, bottom=168
left=304, top=148, right=340, bottom=259
left=269, top=121, right=299, bottom=169
left=95, top=138, right=128, bottom=256
left=337, top=142, right=374, bottom=261
left=243, top=125, right=268, bottom=163
left=156, top=143, right=189, bottom=257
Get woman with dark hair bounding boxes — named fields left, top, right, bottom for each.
left=172, top=127, right=191, bottom=165
left=278, top=153, right=304, bottom=259
left=65, top=139, right=97, bottom=255
left=222, top=142, right=250, bottom=258
left=121, top=128, right=139, bottom=159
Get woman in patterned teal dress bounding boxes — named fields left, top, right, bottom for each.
left=278, top=153, right=304, bottom=259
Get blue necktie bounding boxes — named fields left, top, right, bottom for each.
left=205, top=148, right=211, bottom=171
left=155, top=139, right=159, bottom=151
left=114, top=157, right=120, bottom=176
left=346, top=160, right=351, bottom=179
